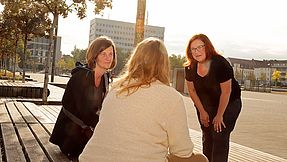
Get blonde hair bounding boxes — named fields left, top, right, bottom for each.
left=115, top=37, right=170, bottom=96
left=86, top=36, right=117, bottom=70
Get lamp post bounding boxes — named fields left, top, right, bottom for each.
left=268, top=63, right=272, bottom=90
left=241, top=65, right=244, bottom=85
left=134, top=0, right=146, bottom=46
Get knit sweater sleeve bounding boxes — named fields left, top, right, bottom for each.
left=165, top=95, right=194, bottom=157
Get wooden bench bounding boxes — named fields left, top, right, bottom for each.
left=0, top=82, right=48, bottom=98
left=0, top=99, right=69, bottom=162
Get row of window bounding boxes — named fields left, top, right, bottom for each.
left=94, top=28, right=163, bottom=36
left=94, top=22, right=134, bottom=31
left=27, top=44, right=51, bottom=51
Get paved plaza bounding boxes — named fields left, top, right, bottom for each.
left=183, top=91, right=287, bottom=159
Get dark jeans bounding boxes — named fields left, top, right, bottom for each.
left=197, top=99, right=242, bottom=162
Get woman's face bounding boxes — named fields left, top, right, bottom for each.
left=190, top=39, right=206, bottom=63
left=96, top=46, right=114, bottom=70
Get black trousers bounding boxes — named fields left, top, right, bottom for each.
left=197, top=99, right=242, bottom=162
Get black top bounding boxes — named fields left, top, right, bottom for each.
left=185, top=55, right=241, bottom=107
left=63, top=65, right=106, bottom=127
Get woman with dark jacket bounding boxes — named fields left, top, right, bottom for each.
left=49, top=36, right=117, bottom=161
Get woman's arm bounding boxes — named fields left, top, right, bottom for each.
left=212, top=79, right=231, bottom=132
left=186, top=80, right=209, bottom=127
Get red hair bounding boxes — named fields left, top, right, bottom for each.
left=184, top=34, right=219, bottom=67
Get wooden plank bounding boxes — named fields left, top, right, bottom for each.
left=47, top=105, right=62, bottom=118
left=5, top=102, right=25, bottom=123
left=22, top=102, right=53, bottom=124
left=37, top=106, right=58, bottom=123
left=41, top=105, right=62, bottom=120
left=51, top=105, right=61, bottom=114
left=0, top=103, right=10, bottom=123
left=30, top=124, right=70, bottom=162
left=1, top=123, right=26, bottom=162
left=14, top=102, right=38, bottom=124
left=43, top=124, right=55, bottom=134
left=15, top=123, right=49, bottom=162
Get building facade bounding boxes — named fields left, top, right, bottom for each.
left=227, top=57, right=287, bottom=86
left=27, top=36, right=61, bottom=70
left=89, top=18, right=165, bottom=53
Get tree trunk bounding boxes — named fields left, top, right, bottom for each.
left=4, top=53, right=7, bottom=76
left=42, top=16, right=56, bottom=103
left=22, top=33, right=28, bottom=83
left=13, top=34, right=18, bottom=82
left=51, top=13, right=59, bottom=82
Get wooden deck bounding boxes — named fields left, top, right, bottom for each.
left=0, top=99, right=69, bottom=162
left=0, top=98, right=286, bottom=162
left=0, top=81, right=286, bottom=161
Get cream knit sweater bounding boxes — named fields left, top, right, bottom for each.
left=80, top=80, right=194, bottom=162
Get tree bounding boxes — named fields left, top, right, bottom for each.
left=36, top=0, right=112, bottom=102
left=169, top=54, right=186, bottom=71
left=0, top=1, right=23, bottom=82
left=259, top=72, right=266, bottom=81
left=113, top=48, right=130, bottom=75
left=71, top=46, right=86, bottom=63
left=56, top=55, right=75, bottom=74
left=1, top=0, right=49, bottom=83
left=272, top=70, right=281, bottom=87
left=234, top=68, right=241, bottom=81
left=0, top=14, right=14, bottom=74
left=13, top=0, right=49, bottom=82
left=247, top=72, right=255, bottom=81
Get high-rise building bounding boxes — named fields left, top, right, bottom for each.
left=89, top=18, right=165, bottom=53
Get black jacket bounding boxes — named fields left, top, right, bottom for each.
left=49, top=64, right=109, bottom=157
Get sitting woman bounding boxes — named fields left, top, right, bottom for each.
left=80, top=37, right=208, bottom=162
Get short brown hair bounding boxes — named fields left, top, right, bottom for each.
left=86, top=36, right=117, bottom=70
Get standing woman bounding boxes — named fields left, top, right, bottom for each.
left=184, top=34, right=241, bottom=162
left=49, top=36, right=117, bottom=161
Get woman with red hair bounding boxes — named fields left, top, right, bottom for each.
left=184, top=34, right=241, bottom=162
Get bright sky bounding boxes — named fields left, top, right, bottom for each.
left=2, top=0, right=287, bottom=60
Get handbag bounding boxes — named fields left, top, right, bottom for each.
left=62, top=107, right=94, bottom=139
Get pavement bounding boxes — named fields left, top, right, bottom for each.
left=183, top=91, right=287, bottom=159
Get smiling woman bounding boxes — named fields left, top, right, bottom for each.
left=49, top=36, right=117, bottom=161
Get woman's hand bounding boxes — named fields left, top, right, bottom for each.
left=200, top=110, right=210, bottom=127
left=212, top=114, right=226, bottom=132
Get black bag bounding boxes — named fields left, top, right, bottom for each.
left=82, top=126, right=94, bottom=139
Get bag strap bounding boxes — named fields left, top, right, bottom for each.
left=96, top=72, right=110, bottom=116
left=104, top=72, right=109, bottom=96
left=62, top=107, right=93, bottom=131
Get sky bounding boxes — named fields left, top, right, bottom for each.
left=1, top=0, right=287, bottom=60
